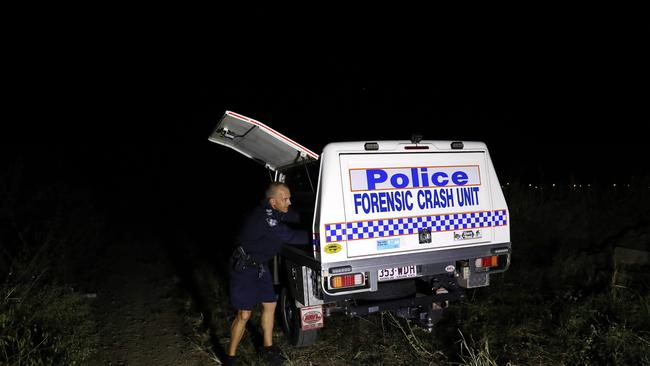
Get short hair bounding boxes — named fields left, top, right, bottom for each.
left=265, top=182, right=289, bottom=199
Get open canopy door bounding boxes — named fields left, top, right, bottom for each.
left=208, top=111, right=319, bottom=171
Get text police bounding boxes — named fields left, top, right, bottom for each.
left=350, top=167, right=481, bottom=215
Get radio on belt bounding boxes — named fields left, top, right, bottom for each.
left=209, top=111, right=511, bottom=346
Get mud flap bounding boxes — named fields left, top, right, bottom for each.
left=299, top=305, right=324, bottom=331
left=458, top=271, right=490, bottom=288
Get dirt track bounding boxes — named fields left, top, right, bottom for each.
left=91, top=228, right=213, bottom=366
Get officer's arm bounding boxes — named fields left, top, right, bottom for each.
left=280, top=208, right=300, bottom=223
left=270, top=222, right=309, bottom=245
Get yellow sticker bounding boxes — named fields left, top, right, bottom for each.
left=324, top=243, right=342, bottom=254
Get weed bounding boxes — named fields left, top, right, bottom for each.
left=180, top=181, right=650, bottom=365
left=0, top=155, right=104, bottom=365
left=454, top=330, right=500, bottom=366
left=383, top=311, right=444, bottom=363
left=0, top=279, right=97, bottom=365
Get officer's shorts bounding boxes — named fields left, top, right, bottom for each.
left=229, top=265, right=277, bottom=311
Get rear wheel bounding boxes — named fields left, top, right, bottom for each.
left=279, top=287, right=319, bottom=347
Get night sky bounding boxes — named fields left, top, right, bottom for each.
left=5, top=11, right=648, bottom=241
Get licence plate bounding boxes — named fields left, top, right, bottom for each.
left=378, top=265, right=418, bottom=281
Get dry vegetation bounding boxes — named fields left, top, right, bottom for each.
left=185, top=179, right=650, bottom=365
left=2, top=151, right=648, bottom=365
left=1, top=158, right=104, bottom=365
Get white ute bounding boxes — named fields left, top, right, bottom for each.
left=209, top=111, right=511, bottom=346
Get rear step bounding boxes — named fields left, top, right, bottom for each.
left=343, top=286, right=465, bottom=317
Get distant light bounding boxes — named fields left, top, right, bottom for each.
left=573, top=184, right=577, bottom=188
left=552, top=184, right=556, bottom=187
left=506, top=182, right=510, bottom=186
left=613, top=184, right=617, bottom=187
left=529, top=184, right=532, bottom=187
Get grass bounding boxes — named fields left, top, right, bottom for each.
left=187, top=180, right=650, bottom=365
left=443, top=180, right=650, bottom=365
left=0, top=278, right=97, bottom=365
left=3, top=150, right=648, bottom=365
left=1, top=160, right=103, bottom=365
left=455, top=330, right=498, bottom=366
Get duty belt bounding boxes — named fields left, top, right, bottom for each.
left=231, top=246, right=266, bottom=279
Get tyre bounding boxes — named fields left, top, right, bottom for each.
left=279, top=287, right=319, bottom=347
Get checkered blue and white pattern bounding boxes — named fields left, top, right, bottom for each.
left=325, top=209, right=508, bottom=243
left=492, top=209, right=507, bottom=226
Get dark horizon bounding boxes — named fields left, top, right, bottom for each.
left=7, top=73, right=648, bottom=185
left=5, top=48, right=648, bottom=243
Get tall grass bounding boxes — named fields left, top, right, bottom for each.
left=1, top=156, right=102, bottom=365
left=443, top=179, right=650, bottom=365
left=187, top=178, right=650, bottom=365
left=0, top=278, right=96, bottom=365
left=455, top=330, right=498, bottom=366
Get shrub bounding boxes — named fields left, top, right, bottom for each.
left=0, top=152, right=102, bottom=365
left=1, top=278, right=97, bottom=365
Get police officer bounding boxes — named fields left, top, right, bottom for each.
left=225, top=182, right=308, bottom=365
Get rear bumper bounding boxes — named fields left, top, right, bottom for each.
left=321, top=242, right=512, bottom=274
left=279, top=242, right=511, bottom=305
left=339, top=282, right=465, bottom=317
left=320, top=242, right=511, bottom=297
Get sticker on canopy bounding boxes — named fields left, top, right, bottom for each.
left=454, top=229, right=482, bottom=241
left=324, top=243, right=342, bottom=254
left=377, top=238, right=400, bottom=250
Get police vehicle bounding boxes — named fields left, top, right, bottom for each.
left=209, top=111, right=511, bottom=347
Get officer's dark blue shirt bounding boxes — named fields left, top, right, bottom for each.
left=230, top=201, right=308, bottom=310
left=237, top=201, right=309, bottom=262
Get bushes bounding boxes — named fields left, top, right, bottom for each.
left=442, top=180, right=650, bottom=365
left=180, top=179, right=650, bottom=365
left=0, top=280, right=97, bottom=365
left=0, top=152, right=104, bottom=365
left=553, top=288, right=650, bottom=365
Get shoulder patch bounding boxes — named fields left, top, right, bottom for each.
left=266, top=217, right=278, bottom=227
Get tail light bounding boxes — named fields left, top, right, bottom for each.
left=329, top=273, right=366, bottom=289
left=475, top=256, right=498, bottom=268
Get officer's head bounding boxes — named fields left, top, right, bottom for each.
left=266, top=182, right=292, bottom=213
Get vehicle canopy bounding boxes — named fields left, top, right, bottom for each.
left=314, top=141, right=509, bottom=264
